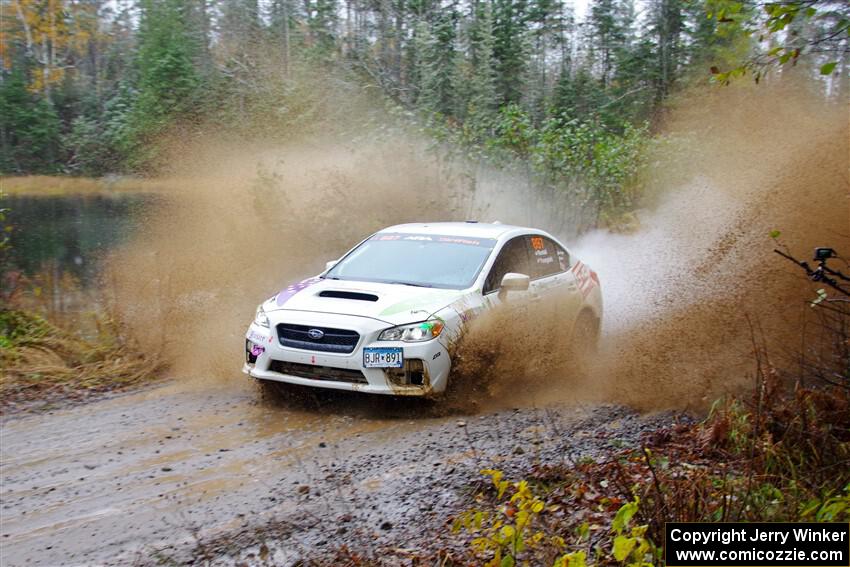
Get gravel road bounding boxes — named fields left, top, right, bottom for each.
left=0, top=379, right=674, bottom=566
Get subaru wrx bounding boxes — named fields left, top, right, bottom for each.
left=243, top=222, right=602, bottom=397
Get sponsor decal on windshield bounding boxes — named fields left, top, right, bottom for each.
left=372, top=233, right=497, bottom=248
left=276, top=277, right=322, bottom=306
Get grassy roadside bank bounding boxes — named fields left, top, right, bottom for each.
left=424, top=382, right=850, bottom=566
left=1, top=175, right=170, bottom=196
left=0, top=309, right=164, bottom=414
left=413, top=280, right=850, bottom=565
left=1, top=177, right=166, bottom=414
left=304, top=383, right=848, bottom=566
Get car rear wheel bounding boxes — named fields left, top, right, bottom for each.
left=574, top=311, right=599, bottom=351
left=570, top=311, right=599, bottom=376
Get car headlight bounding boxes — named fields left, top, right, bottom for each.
left=254, top=305, right=270, bottom=328
left=378, top=319, right=444, bottom=342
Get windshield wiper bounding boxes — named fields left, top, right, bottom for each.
left=389, top=281, right=433, bottom=288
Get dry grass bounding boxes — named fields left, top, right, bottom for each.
left=1, top=175, right=171, bottom=196
left=1, top=309, right=164, bottom=414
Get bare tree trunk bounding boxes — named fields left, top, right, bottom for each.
left=43, top=34, right=51, bottom=98
left=200, top=0, right=212, bottom=66
left=379, top=0, right=389, bottom=73
left=839, top=42, right=849, bottom=100
left=13, top=0, right=35, bottom=55
left=49, top=2, right=58, bottom=98
left=394, top=0, right=404, bottom=84
left=345, top=0, right=353, bottom=55
left=282, top=0, right=291, bottom=76
left=303, top=0, right=313, bottom=46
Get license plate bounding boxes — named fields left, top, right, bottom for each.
left=363, top=347, right=403, bottom=368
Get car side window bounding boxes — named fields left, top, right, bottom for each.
left=553, top=240, right=570, bottom=272
left=527, top=235, right=563, bottom=278
left=483, top=237, right=531, bottom=294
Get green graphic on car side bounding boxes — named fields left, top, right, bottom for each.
left=379, top=290, right=463, bottom=317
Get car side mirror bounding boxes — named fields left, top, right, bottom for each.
left=501, top=272, right=530, bottom=293
left=325, top=260, right=338, bottom=272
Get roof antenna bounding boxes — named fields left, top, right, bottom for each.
left=492, top=220, right=502, bottom=225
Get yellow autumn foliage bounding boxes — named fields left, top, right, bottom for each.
left=2, top=0, right=99, bottom=93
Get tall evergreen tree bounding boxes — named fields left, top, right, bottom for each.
left=417, top=9, right=458, bottom=115
left=306, top=0, right=339, bottom=52
left=587, top=0, right=629, bottom=87
left=459, top=0, right=498, bottom=123
left=492, top=0, right=530, bottom=104
left=647, top=0, right=685, bottom=99
left=0, top=67, right=62, bottom=172
left=128, top=0, right=202, bottom=160
left=525, top=0, right=567, bottom=117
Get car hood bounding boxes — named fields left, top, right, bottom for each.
left=263, top=276, right=466, bottom=325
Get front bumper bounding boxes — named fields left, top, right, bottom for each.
left=242, top=313, right=451, bottom=396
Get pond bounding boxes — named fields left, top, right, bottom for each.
left=2, top=193, right=156, bottom=322
left=3, top=194, right=151, bottom=286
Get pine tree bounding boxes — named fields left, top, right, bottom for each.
left=492, top=0, right=530, bottom=105
left=0, top=67, right=62, bottom=173
left=587, top=0, right=629, bottom=87
left=306, top=0, right=339, bottom=53
left=647, top=0, right=685, bottom=99
left=525, top=0, right=567, bottom=118
left=461, top=0, right=498, bottom=124
left=417, top=9, right=458, bottom=116
left=128, top=0, right=202, bottom=162
left=553, top=63, right=606, bottom=120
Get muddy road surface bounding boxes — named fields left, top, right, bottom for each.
left=1, top=379, right=674, bottom=566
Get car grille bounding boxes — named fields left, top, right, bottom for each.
left=269, top=360, right=368, bottom=384
left=276, top=323, right=360, bottom=354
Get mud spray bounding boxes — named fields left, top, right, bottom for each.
left=106, top=77, right=848, bottom=413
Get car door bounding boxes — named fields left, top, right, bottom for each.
left=482, top=236, right=533, bottom=312
left=525, top=235, right=584, bottom=329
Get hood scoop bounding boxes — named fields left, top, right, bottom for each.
left=318, top=290, right=380, bottom=302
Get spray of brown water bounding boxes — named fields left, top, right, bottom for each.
left=571, top=78, right=849, bottom=411
left=107, top=77, right=848, bottom=412
left=106, top=138, right=463, bottom=380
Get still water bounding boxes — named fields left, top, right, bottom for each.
left=4, top=194, right=150, bottom=287
left=2, top=193, right=156, bottom=323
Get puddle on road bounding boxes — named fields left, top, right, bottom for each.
left=1, top=372, right=461, bottom=566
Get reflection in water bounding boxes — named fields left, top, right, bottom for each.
left=5, top=194, right=151, bottom=285
left=3, top=194, right=154, bottom=325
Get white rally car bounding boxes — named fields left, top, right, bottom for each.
left=243, top=222, right=602, bottom=397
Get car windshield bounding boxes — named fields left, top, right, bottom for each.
left=324, top=233, right=498, bottom=289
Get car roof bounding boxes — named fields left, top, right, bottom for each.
left=380, top=221, right=537, bottom=239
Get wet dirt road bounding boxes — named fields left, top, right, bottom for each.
left=1, top=379, right=670, bottom=566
